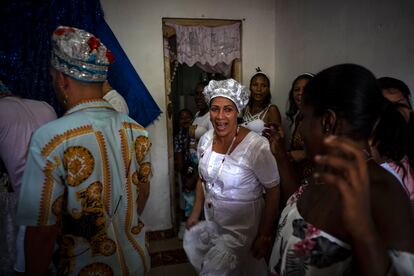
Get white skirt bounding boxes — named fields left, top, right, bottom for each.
left=184, top=197, right=267, bottom=276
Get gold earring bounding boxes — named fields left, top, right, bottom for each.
left=63, top=94, right=68, bottom=105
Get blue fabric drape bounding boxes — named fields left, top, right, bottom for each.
left=96, top=19, right=162, bottom=127
left=0, top=0, right=161, bottom=126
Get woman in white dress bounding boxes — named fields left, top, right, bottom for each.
left=184, top=79, right=281, bottom=275
left=265, top=64, right=414, bottom=275
left=241, top=68, right=281, bottom=134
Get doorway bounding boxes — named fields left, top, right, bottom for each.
left=162, top=18, right=242, bottom=235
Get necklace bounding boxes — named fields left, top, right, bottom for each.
left=202, top=127, right=239, bottom=219
left=210, top=126, right=239, bottom=185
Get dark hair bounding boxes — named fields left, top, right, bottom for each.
left=286, top=73, right=314, bottom=125
left=303, top=64, right=384, bottom=141
left=371, top=102, right=413, bottom=182
left=378, top=77, right=412, bottom=109
left=248, top=72, right=271, bottom=108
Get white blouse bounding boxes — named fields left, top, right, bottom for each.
left=198, top=129, right=279, bottom=201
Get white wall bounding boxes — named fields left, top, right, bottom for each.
left=274, top=0, right=414, bottom=113
left=101, top=0, right=277, bottom=230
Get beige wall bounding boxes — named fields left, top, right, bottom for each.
left=274, top=0, right=414, bottom=112
left=101, top=0, right=277, bottom=230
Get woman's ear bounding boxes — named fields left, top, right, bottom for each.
left=321, top=109, right=337, bottom=135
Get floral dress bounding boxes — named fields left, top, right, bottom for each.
left=269, top=186, right=353, bottom=276
left=269, top=186, right=414, bottom=276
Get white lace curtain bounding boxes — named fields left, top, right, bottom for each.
left=167, top=22, right=240, bottom=77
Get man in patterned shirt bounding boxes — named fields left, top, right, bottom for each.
left=17, top=26, right=151, bottom=275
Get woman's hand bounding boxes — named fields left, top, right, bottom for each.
left=186, top=212, right=200, bottom=229
left=186, top=178, right=204, bottom=229
left=314, top=136, right=376, bottom=238
left=262, top=123, right=286, bottom=156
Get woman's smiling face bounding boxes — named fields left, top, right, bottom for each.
left=209, top=97, right=238, bottom=137
left=292, top=78, right=310, bottom=109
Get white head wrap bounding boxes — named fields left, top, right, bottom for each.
left=203, top=79, right=250, bottom=112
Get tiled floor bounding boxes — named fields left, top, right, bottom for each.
left=149, top=237, right=197, bottom=276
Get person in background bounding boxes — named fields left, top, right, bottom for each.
left=265, top=64, right=414, bottom=275
left=102, top=80, right=129, bottom=114
left=173, top=108, right=197, bottom=239
left=284, top=73, right=314, bottom=182
left=189, top=81, right=212, bottom=140
left=241, top=68, right=281, bottom=134
left=0, top=80, right=57, bottom=274
left=184, top=79, right=280, bottom=275
left=378, top=76, right=412, bottom=122
left=378, top=76, right=414, bottom=181
left=370, top=102, right=414, bottom=214
left=16, top=26, right=151, bottom=275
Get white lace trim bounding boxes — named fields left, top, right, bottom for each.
left=167, top=23, right=240, bottom=67
left=243, top=105, right=270, bottom=123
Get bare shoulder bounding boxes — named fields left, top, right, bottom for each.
left=266, top=104, right=282, bottom=124
left=268, top=104, right=281, bottom=113
left=369, top=161, right=414, bottom=252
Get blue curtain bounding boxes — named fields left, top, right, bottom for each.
left=0, top=0, right=161, bottom=126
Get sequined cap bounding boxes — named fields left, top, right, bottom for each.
left=203, top=79, right=250, bottom=112
left=51, top=26, right=115, bottom=82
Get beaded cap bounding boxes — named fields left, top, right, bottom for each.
left=51, top=26, right=115, bottom=82
left=203, top=79, right=250, bottom=112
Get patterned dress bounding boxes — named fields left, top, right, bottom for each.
left=17, top=99, right=151, bottom=275
left=269, top=186, right=414, bottom=276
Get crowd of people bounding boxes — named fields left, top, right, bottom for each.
left=0, top=25, right=413, bottom=276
